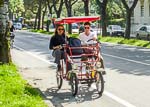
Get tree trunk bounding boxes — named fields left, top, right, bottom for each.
left=56, top=11, right=61, bottom=18
left=52, top=0, right=64, bottom=18
left=47, top=0, right=53, bottom=31
left=42, top=7, right=47, bottom=30
left=101, top=5, right=107, bottom=36
left=37, top=0, right=42, bottom=30
left=67, top=6, right=72, bottom=34
left=34, top=12, right=38, bottom=29
left=96, top=0, right=108, bottom=37
left=83, top=0, right=89, bottom=16
left=0, top=0, right=11, bottom=64
left=125, top=10, right=131, bottom=39
left=64, top=0, right=77, bottom=34
left=121, top=0, right=138, bottom=39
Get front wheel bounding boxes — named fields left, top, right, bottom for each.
left=95, top=71, right=104, bottom=95
left=70, top=73, right=78, bottom=96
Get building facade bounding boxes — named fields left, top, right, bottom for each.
left=131, top=0, right=150, bottom=33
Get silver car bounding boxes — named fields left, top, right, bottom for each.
left=135, top=25, right=150, bottom=40
left=107, top=25, right=124, bottom=37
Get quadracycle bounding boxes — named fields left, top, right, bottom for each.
left=54, top=16, right=105, bottom=96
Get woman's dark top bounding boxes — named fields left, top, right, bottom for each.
left=49, top=34, right=66, bottom=50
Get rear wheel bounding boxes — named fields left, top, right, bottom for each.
left=56, top=71, right=63, bottom=89
left=70, top=73, right=78, bottom=96
left=95, top=71, right=104, bottom=95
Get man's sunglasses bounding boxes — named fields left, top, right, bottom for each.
left=84, top=27, right=90, bottom=29
left=58, top=28, right=64, bottom=31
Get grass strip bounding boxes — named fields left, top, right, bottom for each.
left=30, top=29, right=150, bottom=48
left=0, top=64, right=47, bottom=107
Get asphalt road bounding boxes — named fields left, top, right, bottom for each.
left=11, top=30, right=150, bottom=107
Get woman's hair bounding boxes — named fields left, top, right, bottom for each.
left=54, top=24, right=65, bottom=36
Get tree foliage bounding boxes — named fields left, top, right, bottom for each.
left=9, top=0, right=25, bottom=17
left=107, top=0, right=125, bottom=19
left=52, top=0, right=64, bottom=18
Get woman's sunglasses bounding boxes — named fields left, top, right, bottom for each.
left=58, top=28, right=64, bottom=31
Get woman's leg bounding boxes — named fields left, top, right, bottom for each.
left=62, top=52, right=72, bottom=71
left=52, top=49, right=62, bottom=71
left=52, top=49, right=72, bottom=71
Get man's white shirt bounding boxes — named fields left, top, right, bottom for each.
left=79, top=31, right=97, bottom=45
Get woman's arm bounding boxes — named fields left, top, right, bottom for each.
left=49, top=37, right=54, bottom=50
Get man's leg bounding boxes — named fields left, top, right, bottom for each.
left=99, top=56, right=106, bottom=75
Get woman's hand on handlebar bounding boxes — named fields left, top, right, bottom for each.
left=53, top=45, right=63, bottom=49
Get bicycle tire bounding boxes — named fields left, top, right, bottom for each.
left=70, top=73, right=78, bottom=96
left=95, top=71, right=104, bottom=95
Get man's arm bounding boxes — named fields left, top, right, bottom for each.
left=92, top=32, right=97, bottom=41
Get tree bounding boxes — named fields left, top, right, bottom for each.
left=9, top=0, right=25, bottom=20
left=52, top=0, right=64, bottom=18
left=37, top=0, right=42, bottom=30
left=47, top=0, right=53, bottom=31
left=0, top=0, right=11, bottom=64
left=107, top=0, right=125, bottom=19
left=72, top=1, right=84, bottom=16
left=82, top=0, right=89, bottom=16
left=121, top=0, right=138, bottom=39
left=23, top=0, right=39, bottom=29
left=64, top=0, right=78, bottom=34
left=96, top=0, right=108, bottom=36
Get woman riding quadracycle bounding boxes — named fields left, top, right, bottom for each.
left=49, top=16, right=105, bottom=96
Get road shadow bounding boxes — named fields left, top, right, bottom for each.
left=44, top=85, right=102, bottom=107
left=105, top=61, right=150, bottom=76
left=103, top=45, right=150, bottom=76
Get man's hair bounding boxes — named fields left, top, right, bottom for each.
left=84, top=22, right=91, bottom=26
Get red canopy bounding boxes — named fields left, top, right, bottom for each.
left=54, top=16, right=100, bottom=24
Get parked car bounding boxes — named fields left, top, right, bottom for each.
left=135, top=25, right=150, bottom=40
left=22, top=24, right=32, bottom=29
left=13, top=22, right=22, bottom=30
left=107, top=25, right=124, bottom=37
left=72, top=23, right=79, bottom=33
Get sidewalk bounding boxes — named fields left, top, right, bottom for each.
left=12, top=48, right=55, bottom=107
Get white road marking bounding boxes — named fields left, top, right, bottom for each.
left=103, top=53, right=150, bottom=66
left=14, top=45, right=136, bottom=107
left=14, top=46, right=55, bottom=66
left=104, top=91, right=136, bottom=107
